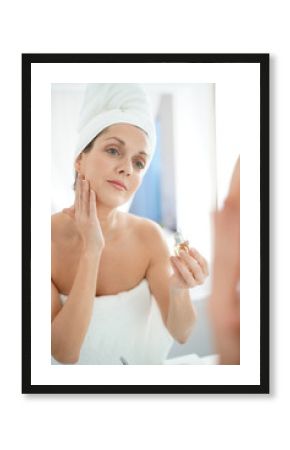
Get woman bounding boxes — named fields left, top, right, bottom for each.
left=208, top=157, right=240, bottom=364
left=51, top=84, right=209, bottom=364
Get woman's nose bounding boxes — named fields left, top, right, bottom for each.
left=117, top=159, right=133, bottom=176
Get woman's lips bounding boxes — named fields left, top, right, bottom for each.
left=107, top=180, right=127, bottom=191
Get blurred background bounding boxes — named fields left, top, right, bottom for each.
left=51, top=83, right=238, bottom=358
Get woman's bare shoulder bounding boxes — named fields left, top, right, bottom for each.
left=124, top=213, right=166, bottom=244
left=51, top=211, right=76, bottom=243
left=51, top=211, right=64, bottom=239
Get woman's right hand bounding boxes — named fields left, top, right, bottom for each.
left=62, top=174, right=105, bottom=254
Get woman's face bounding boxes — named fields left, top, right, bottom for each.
left=75, top=123, right=151, bottom=208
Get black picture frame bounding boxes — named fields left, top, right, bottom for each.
left=22, top=53, right=269, bottom=394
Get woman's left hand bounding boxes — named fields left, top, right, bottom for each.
left=169, top=248, right=209, bottom=290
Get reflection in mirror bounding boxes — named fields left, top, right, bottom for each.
left=51, top=83, right=219, bottom=365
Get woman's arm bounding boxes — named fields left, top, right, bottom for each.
left=51, top=249, right=102, bottom=364
left=166, top=286, right=197, bottom=344
left=145, top=222, right=208, bottom=344
left=208, top=157, right=240, bottom=364
left=51, top=175, right=104, bottom=364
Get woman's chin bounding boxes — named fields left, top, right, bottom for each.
left=96, top=192, right=131, bottom=210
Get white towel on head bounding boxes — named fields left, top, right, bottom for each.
left=75, top=83, right=156, bottom=158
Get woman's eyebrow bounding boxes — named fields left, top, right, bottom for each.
left=104, top=136, right=126, bottom=146
left=138, top=151, right=149, bottom=158
left=104, top=137, right=149, bottom=157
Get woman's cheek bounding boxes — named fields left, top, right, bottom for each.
left=133, top=173, right=143, bottom=189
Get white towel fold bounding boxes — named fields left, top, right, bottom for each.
left=75, top=83, right=156, bottom=158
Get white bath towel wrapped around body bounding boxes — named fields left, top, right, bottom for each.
left=51, top=279, right=173, bottom=365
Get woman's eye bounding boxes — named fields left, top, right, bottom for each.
left=107, top=147, right=119, bottom=155
left=134, top=160, right=145, bottom=170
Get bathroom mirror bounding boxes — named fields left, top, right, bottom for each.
left=51, top=82, right=217, bottom=363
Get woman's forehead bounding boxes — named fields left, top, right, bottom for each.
left=102, top=123, right=147, bottom=138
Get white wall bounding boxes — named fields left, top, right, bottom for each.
left=215, top=81, right=246, bottom=207
left=51, top=84, right=86, bottom=213
left=172, top=84, right=216, bottom=266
